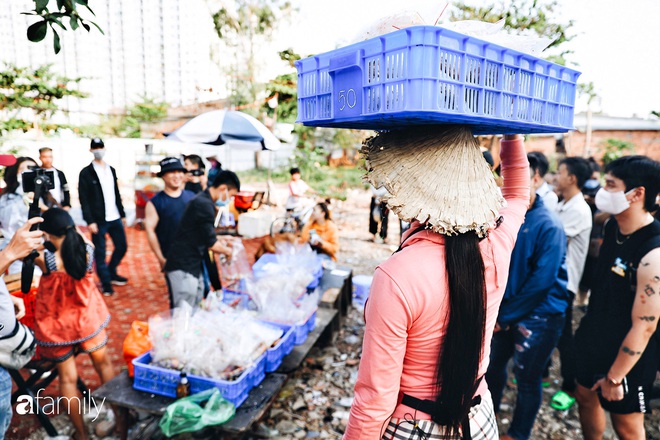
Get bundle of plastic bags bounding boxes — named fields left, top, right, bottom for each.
left=148, top=303, right=282, bottom=380
left=352, top=6, right=553, bottom=56
left=247, top=242, right=320, bottom=324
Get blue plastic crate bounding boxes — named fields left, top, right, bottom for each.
left=247, top=353, right=267, bottom=387
left=293, top=310, right=317, bottom=345
left=132, top=351, right=257, bottom=408
left=296, top=25, right=581, bottom=134
left=261, top=323, right=295, bottom=372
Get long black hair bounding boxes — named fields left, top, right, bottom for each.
left=3, top=157, right=37, bottom=195
left=41, top=208, right=87, bottom=280
left=435, top=231, right=486, bottom=436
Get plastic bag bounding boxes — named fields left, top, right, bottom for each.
left=219, top=239, right=252, bottom=285
left=159, top=388, right=235, bottom=437
left=123, top=321, right=152, bottom=377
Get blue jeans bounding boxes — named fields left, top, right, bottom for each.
left=0, top=367, right=12, bottom=438
left=486, top=314, right=565, bottom=440
left=91, top=219, right=127, bottom=288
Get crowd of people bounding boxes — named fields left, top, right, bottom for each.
left=0, top=131, right=657, bottom=440
left=346, top=130, right=660, bottom=440
left=0, top=140, right=254, bottom=439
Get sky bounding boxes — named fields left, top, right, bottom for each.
left=271, top=0, right=660, bottom=118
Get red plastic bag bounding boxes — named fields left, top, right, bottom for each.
left=123, top=321, right=151, bottom=377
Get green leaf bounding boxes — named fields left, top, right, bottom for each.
left=48, top=17, right=67, bottom=30
left=27, top=21, right=48, bottom=42
left=75, top=0, right=89, bottom=4
left=53, top=29, right=61, bottom=54
left=56, top=0, right=64, bottom=10
left=81, top=22, right=90, bottom=31
left=69, top=16, right=79, bottom=30
left=84, top=4, right=96, bottom=16
left=35, top=0, right=50, bottom=13
left=89, top=20, right=104, bottom=35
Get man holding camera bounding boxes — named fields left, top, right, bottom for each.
left=183, top=154, right=207, bottom=194
left=0, top=153, right=44, bottom=438
left=38, top=147, right=70, bottom=210
left=145, top=157, right=195, bottom=269
left=78, top=138, right=128, bottom=296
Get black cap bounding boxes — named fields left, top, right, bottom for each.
left=90, top=138, right=105, bottom=149
left=158, top=157, right=186, bottom=177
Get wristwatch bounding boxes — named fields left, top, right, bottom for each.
left=606, top=375, right=623, bottom=387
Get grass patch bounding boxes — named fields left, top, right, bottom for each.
left=237, top=166, right=367, bottom=201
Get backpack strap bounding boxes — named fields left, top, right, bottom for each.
left=393, top=225, right=427, bottom=254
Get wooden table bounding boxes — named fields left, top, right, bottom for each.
left=93, top=308, right=338, bottom=439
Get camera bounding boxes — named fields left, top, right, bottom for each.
left=188, top=169, right=204, bottom=177
left=22, top=167, right=55, bottom=193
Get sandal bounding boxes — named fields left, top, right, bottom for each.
left=550, top=390, right=576, bottom=410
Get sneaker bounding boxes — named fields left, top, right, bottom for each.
left=110, top=274, right=128, bottom=286
left=102, top=285, right=115, bottom=297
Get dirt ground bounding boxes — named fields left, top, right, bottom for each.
left=17, top=187, right=660, bottom=439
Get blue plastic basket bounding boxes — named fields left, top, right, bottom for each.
left=353, top=275, right=374, bottom=300
left=293, top=310, right=317, bottom=345
left=132, top=351, right=261, bottom=408
left=247, top=353, right=267, bottom=387
left=260, top=323, right=295, bottom=372
left=296, top=26, right=581, bottom=134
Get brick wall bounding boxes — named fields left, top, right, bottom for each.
left=524, top=130, right=660, bottom=165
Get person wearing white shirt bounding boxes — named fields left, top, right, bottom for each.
left=550, top=157, right=593, bottom=409
left=528, top=151, right=559, bottom=211
left=78, top=138, right=128, bottom=296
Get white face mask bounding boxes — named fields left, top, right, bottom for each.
left=92, top=149, right=106, bottom=160
left=595, top=187, right=636, bottom=215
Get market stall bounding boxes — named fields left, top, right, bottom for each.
left=134, top=144, right=164, bottom=225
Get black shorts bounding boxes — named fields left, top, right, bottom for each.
left=576, top=374, right=652, bottom=414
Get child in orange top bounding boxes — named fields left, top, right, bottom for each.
left=35, top=208, right=115, bottom=440
left=300, top=202, right=339, bottom=261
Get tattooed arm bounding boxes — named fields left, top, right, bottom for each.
left=593, top=248, right=660, bottom=401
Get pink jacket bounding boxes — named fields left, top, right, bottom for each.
left=344, top=138, right=529, bottom=439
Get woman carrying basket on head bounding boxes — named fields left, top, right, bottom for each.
left=34, top=208, right=115, bottom=440
left=344, top=128, right=529, bottom=440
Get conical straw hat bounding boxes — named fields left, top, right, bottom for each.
left=362, top=125, right=506, bottom=237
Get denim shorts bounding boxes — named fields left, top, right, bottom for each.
left=0, top=367, right=12, bottom=438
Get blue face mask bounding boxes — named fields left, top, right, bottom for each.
left=215, top=189, right=230, bottom=207
left=584, top=179, right=600, bottom=190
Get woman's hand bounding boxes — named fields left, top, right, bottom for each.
left=503, top=134, right=522, bottom=141
left=3, top=217, right=43, bottom=261
left=11, top=296, right=26, bottom=320
left=591, top=378, right=625, bottom=401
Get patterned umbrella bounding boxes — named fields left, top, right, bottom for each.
left=167, top=110, right=281, bottom=151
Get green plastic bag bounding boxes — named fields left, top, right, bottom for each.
left=159, top=388, right=236, bottom=437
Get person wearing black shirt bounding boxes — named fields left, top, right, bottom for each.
left=145, top=157, right=195, bottom=268
left=574, top=156, right=660, bottom=440
left=38, top=147, right=71, bottom=209
left=163, top=170, right=240, bottom=308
